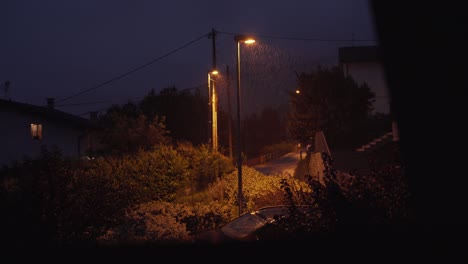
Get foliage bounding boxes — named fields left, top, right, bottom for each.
left=1, top=144, right=318, bottom=246
left=241, top=107, right=289, bottom=157
left=97, top=201, right=233, bottom=244
left=97, top=103, right=170, bottom=155
left=139, top=87, right=209, bottom=146
left=287, top=65, right=376, bottom=148
left=274, top=151, right=412, bottom=238
left=0, top=146, right=71, bottom=246
left=293, top=153, right=310, bottom=181
left=175, top=142, right=234, bottom=192
left=206, top=166, right=311, bottom=214
left=0, top=145, right=190, bottom=244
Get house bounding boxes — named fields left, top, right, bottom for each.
left=338, top=45, right=390, bottom=114
left=339, top=45, right=399, bottom=143
left=0, top=98, right=97, bottom=168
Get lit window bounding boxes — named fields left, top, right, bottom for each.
left=31, top=124, right=42, bottom=140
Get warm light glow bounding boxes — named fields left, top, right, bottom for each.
left=244, top=39, right=255, bottom=44
left=210, top=70, right=219, bottom=75
left=31, top=123, right=42, bottom=140
left=295, top=89, right=301, bottom=94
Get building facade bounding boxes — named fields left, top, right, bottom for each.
left=0, top=98, right=96, bottom=167
left=339, top=45, right=390, bottom=114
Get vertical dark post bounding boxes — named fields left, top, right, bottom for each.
left=209, top=28, right=218, bottom=151
left=4, top=81, right=10, bottom=99
left=236, top=41, right=243, bottom=216
left=207, top=75, right=211, bottom=145
left=211, top=28, right=217, bottom=70
left=226, top=65, right=233, bottom=161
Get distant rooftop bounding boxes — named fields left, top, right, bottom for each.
left=0, top=98, right=95, bottom=129
left=338, top=45, right=380, bottom=63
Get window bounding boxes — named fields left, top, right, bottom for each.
left=31, top=124, right=42, bottom=140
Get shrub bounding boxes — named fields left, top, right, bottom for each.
left=206, top=166, right=311, bottom=214
left=97, top=201, right=233, bottom=244
left=276, top=151, right=412, bottom=238
left=0, top=145, right=190, bottom=244
left=176, top=142, right=234, bottom=192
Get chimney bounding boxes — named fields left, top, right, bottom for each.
left=90, top=111, right=98, bottom=121
left=46, top=98, right=55, bottom=109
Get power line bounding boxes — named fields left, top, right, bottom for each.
left=217, top=30, right=375, bottom=42
left=75, top=83, right=207, bottom=116
left=56, top=100, right=113, bottom=107
left=58, top=32, right=210, bottom=103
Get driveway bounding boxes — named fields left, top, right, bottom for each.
left=252, top=149, right=305, bottom=176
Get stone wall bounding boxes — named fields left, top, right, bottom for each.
left=308, top=152, right=326, bottom=184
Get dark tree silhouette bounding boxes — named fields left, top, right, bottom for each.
left=139, top=86, right=209, bottom=146
left=98, top=102, right=170, bottom=154
left=287, top=65, right=376, bottom=148
left=241, top=107, right=288, bottom=158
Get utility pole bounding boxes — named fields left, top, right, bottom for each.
left=208, top=28, right=218, bottom=152
left=207, top=75, right=212, bottom=146
left=4, top=81, right=10, bottom=99
left=211, top=28, right=217, bottom=70
left=226, top=65, right=233, bottom=161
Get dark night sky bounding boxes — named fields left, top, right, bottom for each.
left=1, top=0, right=377, bottom=117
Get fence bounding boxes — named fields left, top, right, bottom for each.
left=243, top=150, right=289, bottom=167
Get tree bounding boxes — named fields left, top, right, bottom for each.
left=287, top=65, right=375, bottom=148
left=241, top=107, right=288, bottom=158
left=139, top=86, right=210, bottom=146
left=98, top=102, right=170, bottom=154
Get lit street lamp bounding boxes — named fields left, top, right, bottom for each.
left=234, top=34, right=255, bottom=216
left=208, top=70, right=219, bottom=152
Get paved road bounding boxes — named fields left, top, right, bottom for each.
left=253, top=149, right=305, bottom=176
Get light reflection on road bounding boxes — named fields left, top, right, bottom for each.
left=253, top=149, right=306, bottom=176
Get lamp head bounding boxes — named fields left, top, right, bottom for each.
left=234, top=34, right=256, bottom=44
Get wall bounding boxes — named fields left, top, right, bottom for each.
left=343, top=61, right=390, bottom=114
left=308, top=152, right=325, bottom=185
left=0, top=109, right=86, bottom=167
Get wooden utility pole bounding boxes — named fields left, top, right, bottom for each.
left=209, top=28, right=218, bottom=152
left=226, top=65, right=233, bottom=161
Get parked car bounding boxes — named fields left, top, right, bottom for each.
left=195, top=205, right=317, bottom=244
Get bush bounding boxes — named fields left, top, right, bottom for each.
left=97, top=201, right=233, bottom=244
left=0, top=145, right=190, bottom=244
left=206, top=166, right=311, bottom=214
left=176, top=142, right=234, bottom=192
left=276, top=151, right=412, bottom=238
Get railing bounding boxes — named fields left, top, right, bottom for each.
left=243, top=150, right=289, bottom=166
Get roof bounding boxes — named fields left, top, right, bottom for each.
left=0, top=98, right=95, bottom=129
left=338, top=46, right=380, bottom=63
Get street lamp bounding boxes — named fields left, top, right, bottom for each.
left=208, top=70, right=219, bottom=152
left=234, top=34, right=255, bottom=216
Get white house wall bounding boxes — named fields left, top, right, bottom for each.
left=344, top=62, right=390, bottom=114
left=0, top=109, right=85, bottom=167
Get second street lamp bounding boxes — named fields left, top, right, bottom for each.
left=234, top=34, right=255, bottom=216
left=208, top=70, right=219, bottom=152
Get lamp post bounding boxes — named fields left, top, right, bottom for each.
left=208, top=70, right=219, bottom=152
left=234, top=34, right=255, bottom=216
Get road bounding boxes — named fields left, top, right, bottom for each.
left=252, top=149, right=305, bottom=176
